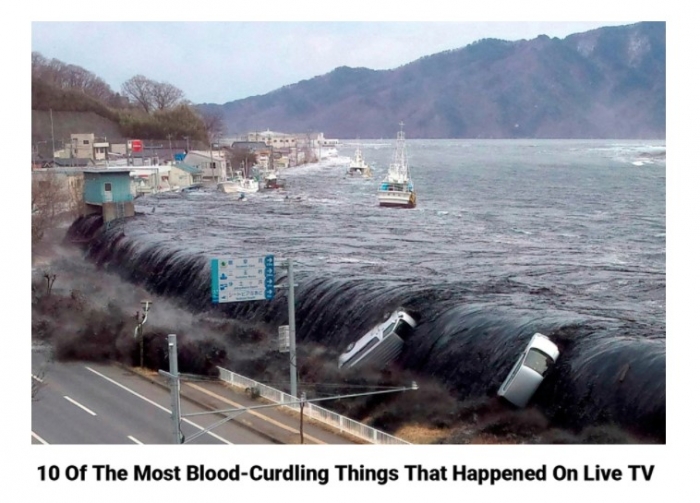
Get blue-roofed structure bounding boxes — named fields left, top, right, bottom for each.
left=83, top=168, right=135, bottom=222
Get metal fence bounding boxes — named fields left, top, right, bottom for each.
left=217, top=366, right=410, bottom=445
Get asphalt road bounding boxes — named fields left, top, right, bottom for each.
left=31, top=350, right=274, bottom=445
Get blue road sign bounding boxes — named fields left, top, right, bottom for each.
left=211, top=255, right=275, bottom=303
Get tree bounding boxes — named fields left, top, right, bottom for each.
left=121, top=75, right=186, bottom=114
left=32, top=170, right=72, bottom=246
left=32, top=51, right=117, bottom=103
left=154, top=104, right=208, bottom=141
left=121, top=74, right=154, bottom=113
left=151, top=81, right=185, bottom=111
left=200, top=110, right=226, bottom=144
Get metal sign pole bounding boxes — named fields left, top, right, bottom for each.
left=287, top=258, right=297, bottom=399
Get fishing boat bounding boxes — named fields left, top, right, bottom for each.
left=377, top=122, right=416, bottom=208
left=262, top=170, right=285, bottom=190
left=256, top=149, right=286, bottom=190
left=346, top=145, right=373, bottom=178
left=218, top=168, right=260, bottom=194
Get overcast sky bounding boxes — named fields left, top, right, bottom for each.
left=32, top=20, right=638, bottom=105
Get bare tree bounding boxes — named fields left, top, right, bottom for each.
left=32, top=170, right=71, bottom=246
left=200, top=110, right=226, bottom=144
left=151, top=81, right=185, bottom=111
left=121, top=74, right=155, bottom=113
left=32, top=51, right=118, bottom=103
left=66, top=174, right=84, bottom=218
left=122, top=75, right=186, bottom=114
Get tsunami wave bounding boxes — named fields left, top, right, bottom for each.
left=66, top=214, right=666, bottom=441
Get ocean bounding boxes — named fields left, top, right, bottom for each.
left=68, top=139, right=666, bottom=440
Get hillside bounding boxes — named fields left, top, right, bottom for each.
left=200, top=22, right=665, bottom=139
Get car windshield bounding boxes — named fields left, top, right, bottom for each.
left=523, top=348, right=553, bottom=375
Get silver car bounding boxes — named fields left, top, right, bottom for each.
left=338, top=311, right=418, bottom=370
left=497, top=333, right=560, bottom=408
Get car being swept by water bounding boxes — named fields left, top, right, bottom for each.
left=338, top=310, right=418, bottom=370
left=497, top=333, right=560, bottom=408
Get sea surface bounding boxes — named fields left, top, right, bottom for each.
left=70, top=139, right=666, bottom=439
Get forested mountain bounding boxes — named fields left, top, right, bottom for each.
left=32, top=22, right=664, bottom=141
left=200, top=22, right=665, bottom=139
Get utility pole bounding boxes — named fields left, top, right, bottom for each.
left=49, top=108, right=56, bottom=165
left=134, top=300, right=152, bottom=368
left=159, top=334, right=183, bottom=444
left=274, top=258, right=298, bottom=399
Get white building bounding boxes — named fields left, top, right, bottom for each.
left=183, top=150, right=229, bottom=182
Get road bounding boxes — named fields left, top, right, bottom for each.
left=31, top=349, right=273, bottom=445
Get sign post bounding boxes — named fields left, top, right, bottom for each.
left=211, top=255, right=275, bottom=303
left=286, top=258, right=297, bottom=399
left=210, top=255, right=298, bottom=399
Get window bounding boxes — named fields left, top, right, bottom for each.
left=83, top=140, right=90, bottom=145
left=523, top=349, right=553, bottom=375
left=104, top=182, right=112, bottom=192
left=382, top=321, right=397, bottom=337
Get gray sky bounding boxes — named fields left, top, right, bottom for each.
left=31, top=18, right=638, bottom=105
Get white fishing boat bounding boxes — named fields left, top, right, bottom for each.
left=218, top=168, right=260, bottom=194
left=377, top=122, right=416, bottom=208
left=346, top=145, right=373, bottom=178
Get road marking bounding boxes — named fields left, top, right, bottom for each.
left=64, top=395, right=97, bottom=416
left=128, top=435, right=143, bottom=444
left=185, top=382, right=326, bottom=444
left=85, top=366, right=233, bottom=445
left=32, top=374, right=44, bottom=382
left=32, top=431, right=49, bottom=444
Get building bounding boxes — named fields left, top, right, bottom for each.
left=66, top=133, right=110, bottom=160
left=83, top=169, right=135, bottom=222
left=183, top=150, right=229, bottom=182
left=129, top=166, right=172, bottom=195
left=169, top=162, right=202, bottom=188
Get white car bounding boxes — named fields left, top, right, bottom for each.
left=497, top=333, right=560, bottom=408
left=338, top=311, right=418, bottom=370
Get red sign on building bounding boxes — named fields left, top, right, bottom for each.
left=131, top=139, right=143, bottom=152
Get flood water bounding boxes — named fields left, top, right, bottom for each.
left=69, top=139, right=666, bottom=440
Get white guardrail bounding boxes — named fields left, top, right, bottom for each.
left=217, top=366, right=410, bottom=445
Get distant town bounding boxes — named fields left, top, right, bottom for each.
left=30, top=129, right=341, bottom=245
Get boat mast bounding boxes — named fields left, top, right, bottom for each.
left=394, top=121, right=407, bottom=178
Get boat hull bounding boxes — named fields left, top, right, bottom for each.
left=218, top=180, right=259, bottom=193
left=217, top=182, right=237, bottom=194
left=377, top=190, right=416, bottom=208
